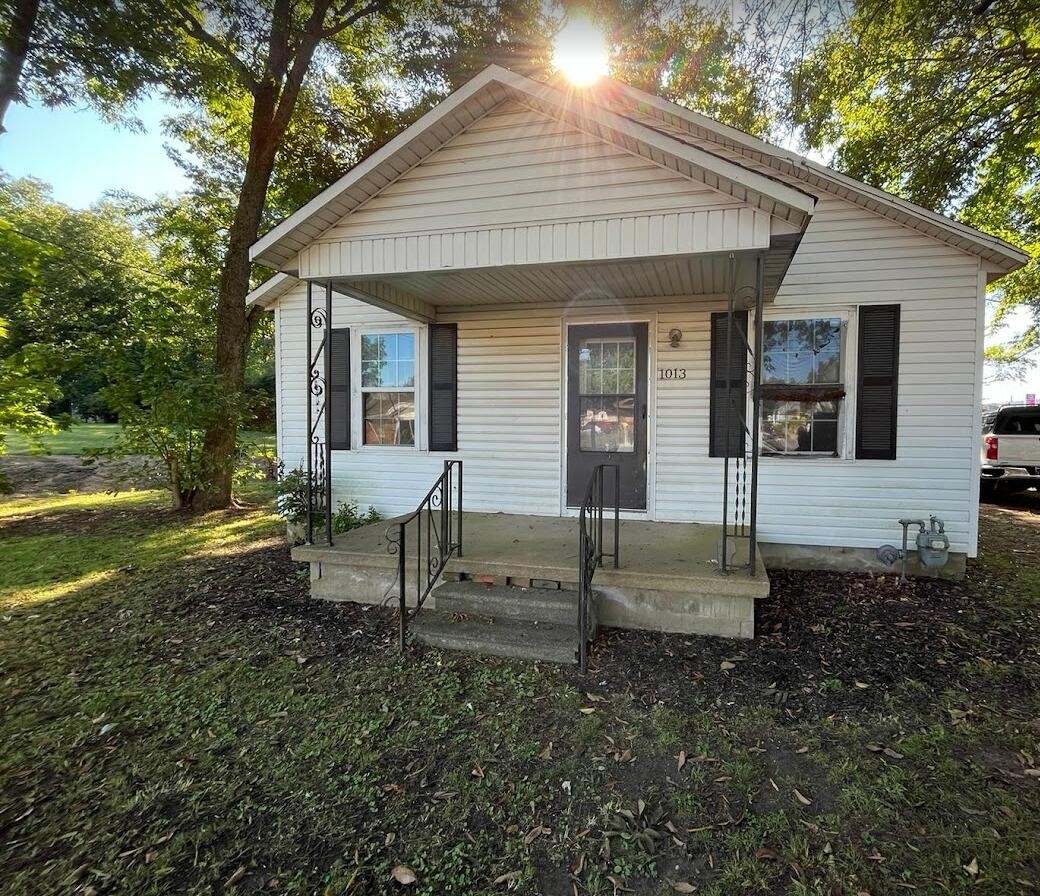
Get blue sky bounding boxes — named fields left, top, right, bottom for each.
left=0, top=92, right=1034, bottom=402
left=0, top=95, right=188, bottom=207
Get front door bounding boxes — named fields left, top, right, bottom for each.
left=566, top=323, right=649, bottom=510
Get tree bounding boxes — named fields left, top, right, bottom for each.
left=790, top=0, right=1040, bottom=375
left=607, top=1, right=776, bottom=138
left=0, top=175, right=180, bottom=418
left=0, top=0, right=175, bottom=134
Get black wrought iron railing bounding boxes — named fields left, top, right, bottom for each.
left=305, top=280, right=332, bottom=546
left=386, top=460, right=463, bottom=652
left=719, top=251, right=765, bottom=576
left=577, top=463, right=619, bottom=673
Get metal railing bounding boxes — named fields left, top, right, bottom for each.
left=386, top=460, right=463, bottom=652
left=719, top=251, right=764, bottom=576
left=305, top=280, right=333, bottom=545
left=577, top=463, right=619, bottom=673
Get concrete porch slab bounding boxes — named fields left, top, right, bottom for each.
left=293, top=512, right=768, bottom=639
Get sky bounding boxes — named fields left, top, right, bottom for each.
left=1, top=93, right=1036, bottom=403
left=0, top=95, right=188, bottom=207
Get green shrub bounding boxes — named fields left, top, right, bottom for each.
left=332, top=499, right=381, bottom=533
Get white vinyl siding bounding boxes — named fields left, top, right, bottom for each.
left=274, top=194, right=984, bottom=557
left=297, top=102, right=771, bottom=279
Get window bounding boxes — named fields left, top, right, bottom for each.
left=760, top=317, right=845, bottom=456
left=995, top=409, right=1040, bottom=435
left=361, top=332, right=415, bottom=446
left=578, top=336, right=636, bottom=452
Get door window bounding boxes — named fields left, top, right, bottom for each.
left=578, top=337, right=636, bottom=452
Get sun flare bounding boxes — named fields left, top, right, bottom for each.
left=552, top=15, right=609, bottom=87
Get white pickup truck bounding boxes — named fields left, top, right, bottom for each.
left=981, top=405, right=1040, bottom=494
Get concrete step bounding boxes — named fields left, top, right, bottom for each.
left=431, top=580, right=595, bottom=630
left=410, top=611, right=580, bottom=665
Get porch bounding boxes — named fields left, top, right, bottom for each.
left=293, top=511, right=769, bottom=664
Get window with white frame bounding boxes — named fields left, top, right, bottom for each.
left=760, top=317, right=846, bottom=456
left=361, top=332, right=416, bottom=446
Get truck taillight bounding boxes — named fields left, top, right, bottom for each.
left=985, top=435, right=999, bottom=460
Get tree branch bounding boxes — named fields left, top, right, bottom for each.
left=320, top=0, right=389, bottom=41
left=171, top=1, right=260, bottom=94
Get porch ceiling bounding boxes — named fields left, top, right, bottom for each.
left=334, top=236, right=800, bottom=320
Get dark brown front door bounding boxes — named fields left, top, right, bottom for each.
left=566, top=323, right=648, bottom=510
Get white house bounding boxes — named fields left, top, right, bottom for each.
left=246, top=66, right=1025, bottom=659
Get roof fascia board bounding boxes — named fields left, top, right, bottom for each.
left=245, top=272, right=297, bottom=308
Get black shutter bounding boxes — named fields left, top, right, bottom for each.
left=856, top=304, right=900, bottom=460
left=329, top=328, right=351, bottom=450
left=709, top=311, right=749, bottom=458
left=428, top=323, right=458, bottom=452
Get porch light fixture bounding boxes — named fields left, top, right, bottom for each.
left=669, top=328, right=682, bottom=348
left=552, top=14, right=609, bottom=87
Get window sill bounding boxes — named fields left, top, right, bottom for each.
left=760, top=452, right=842, bottom=460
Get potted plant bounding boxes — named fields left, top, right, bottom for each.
left=274, top=466, right=316, bottom=545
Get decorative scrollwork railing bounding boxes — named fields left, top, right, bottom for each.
left=577, top=463, right=619, bottom=673
left=387, top=460, right=463, bottom=652
left=305, top=282, right=332, bottom=545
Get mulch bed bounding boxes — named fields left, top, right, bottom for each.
left=175, top=538, right=399, bottom=663
left=582, top=567, right=1040, bottom=720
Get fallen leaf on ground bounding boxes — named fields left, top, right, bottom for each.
left=391, top=865, right=417, bottom=885
left=493, top=870, right=521, bottom=885
left=793, top=788, right=812, bottom=806
left=676, top=750, right=687, bottom=771
left=668, top=880, right=697, bottom=892
left=755, top=847, right=779, bottom=861
left=963, top=857, right=979, bottom=877
left=719, top=661, right=736, bottom=671
left=524, top=825, right=549, bottom=845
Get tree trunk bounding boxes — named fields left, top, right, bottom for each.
left=196, top=87, right=281, bottom=510
left=0, top=0, right=41, bottom=134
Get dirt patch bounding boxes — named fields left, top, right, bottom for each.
left=0, top=454, right=155, bottom=496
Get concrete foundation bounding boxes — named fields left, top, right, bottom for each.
left=293, top=512, right=768, bottom=639
left=759, top=542, right=967, bottom=580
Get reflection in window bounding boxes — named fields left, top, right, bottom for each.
left=761, top=400, right=839, bottom=454
left=362, top=333, right=415, bottom=446
left=579, top=337, right=636, bottom=453
left=760, top=318, right=844, bottom=457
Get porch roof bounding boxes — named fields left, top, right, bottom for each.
left=326, top=239, right=798, bottom=322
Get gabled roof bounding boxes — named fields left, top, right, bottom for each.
left=600, top=80, right=1027, bottom=277
left=250, top=64, right=1026, bottom=279
left=250, top=65, right=815, bottom=273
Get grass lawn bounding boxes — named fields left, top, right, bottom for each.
left=2, top=423, right=276, bottom=455
left=1, top=490, right=1038, bottom=895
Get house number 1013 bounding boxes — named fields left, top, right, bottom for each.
left=658, top=368, right=687, bottom=380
